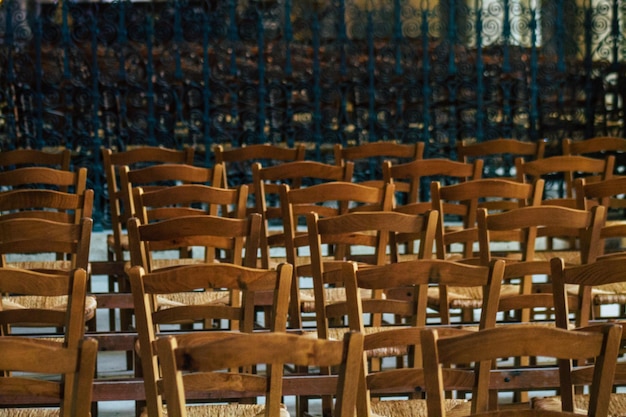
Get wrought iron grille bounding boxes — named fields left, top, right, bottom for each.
left=0, top=0, right=624, bottom=228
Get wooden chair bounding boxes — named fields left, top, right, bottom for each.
left=421, top=323, right=622, bottom=417
left=563, top=136, right=626, bottom=176
left=0, top=216, right=92, bottom=273
left=0, top=267, right=89, bottom=346
left=252, top=159, right=354, bottom=269
left=0, top=336, right=98, bottom=417
left=0, top=217, right=96, bottom=333
left=0, top=147, right=71, bottom=171
left=334, top=141, right=424, bottom=187
left=576, top=176, right=626, bottom=258
left=156, top=331, right=363, bottom=417
left=516, top=154, right=615, bottom=209
left=431, top=178, right=544, bottom=261
left=279, top=180, right=395, bottom=329
left=306, top=209, right=439, bottom=338
left=457, top=138, right=546, bottom=178
left=120, top=162, right=223, bottom=221
left=213, top=142, right=307, bottom=212
left=549, top=255, right=626, bottom=415
left=0, top=188, right=93, bottom=224
left=100, top=145, right=194, bottom=300
left=382, top=157, right=483, bottom=214
left=129, top=261, right=292, bottom=417
left=0, top=165, right=87, bottom=195
left=127, top=213, right=261, bottom=273
left=339, top=258, right=504, bottom=417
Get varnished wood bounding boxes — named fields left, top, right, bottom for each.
left=156, top=331, right=363, bottom=417
left=279, top=180, right=394, bottom=329
left=252, top=159, right=354, bottom=269
left=0, top=336, right=98, bottom=417
left=0, top=147, right=71, bottom=171
left=421, top=324, right=622, bottom=417
left=383, top=158, right=483, bottom=216
left=334, top=141, right=424, bottom=189
left=129, top=261, right=292, bottom=417
left=306, top=209, right=440, bottom=338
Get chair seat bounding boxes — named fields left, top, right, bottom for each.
left=156, top=291, right=231, bottom=308
left=370, top=398, right=469, bottom=417
left=0, top=407, right=65, bottom=417
left=532, top=393, right=626, bottom=417
left=107, top=233, right=129, bottom=252
left=299, top=287, right=375, bottom=313
left=328, top=326, right=409, bottom=358
left=3, top=295, right=97, bottom=321
left=427, top=283, right=520, bottom=310
left=7, top=260, right=74, bottom=273
left=140, top=402, right=291, bottom=417
left=533, top=250, right=581, bottom=265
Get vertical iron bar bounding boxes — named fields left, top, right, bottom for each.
left=367, top=5, right=376, bottom=143
left=583, top=0, right=594, bottom=137
left=283, top=0, right=295, bottom=147
left=202, top=4, right=212, bottom=167
left=312, top=6, right=322, bottom=160
left=421, top=0, right=431, bottom=151
left=4, top=0, right=18, bottom=147
left=256, top=4, right=267, bottom=144
left=529, top=0, right=539, bottom=141
left=146, top=13, right=156, bottom=146
left=475, top=0, right=484, bottom=142
left=34, top=6, right=44, bottom=149
left=91, top=6, right=103, bottom=230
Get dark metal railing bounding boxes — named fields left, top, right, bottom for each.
left=0, top=0, right=624, bottom=228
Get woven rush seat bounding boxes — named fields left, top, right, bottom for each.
left=3, top=294, right=97, bottom=321
left=532, top=393, right=626, bottom=417
left=7, top=260, right=74, bottom=272
left=299, top=287, right=377, bottom=313
left=140, top=403, right=291, bottom=417
left=532, top=250, right=581, bottom=265
left=428, top=283, right=520, bottom=310
left=370, top=398, right=469, bottom=417
left=587, top=282, right=626, bottom=305
left=155, top=290, right=231, bottom=309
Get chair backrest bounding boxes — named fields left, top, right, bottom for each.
left=214, top=142, right=307, bottom=191
left=306, top=210, right=441, bottom=337
left=129, top=261, right=293, bottom=417
left=0, top=148, right=71, bottom=171
left=334, top=141, right=424, bottom=187
left=478, top=204, right=605, bottom=268
left=563, top=136, right=626, bottom=161
left=127, top=213, right=261, bottom=271
left=477, top=204, right=605, bottom=327
left=0, top=336, right=98, bottom=417
left=382, top=158, right=483, bottom=214
left=457, top=138, right=546, bottom=178
left=252, top=160, right=354, bottom=268
left=133, top=183, right=247, bottom=225
left=551, top=255, right=626, bottom=329
left=431, top=178, right=544, bottom=259
left=516, top=154, right=615, bottom=207
left=0, top=267, right=89, bottom=349
left=0, top=188, right=93, bottom=224
left=101, top=146, right=194, bottom=261
left=343, top=258, right=504, bottom=417
left=420, top=323, right=622, bottom=417
left=0, top=216, right=93, bottom=272
left=0, top=165, right=88, bottom=195
left=156, top=331, right=363, bottom=417
left=575, top=176, right=626, bottom=258
left=120, top=162, right=224, bottom=222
